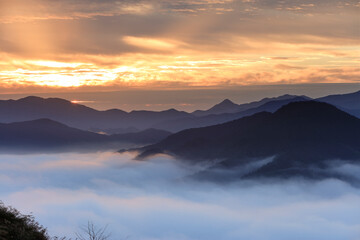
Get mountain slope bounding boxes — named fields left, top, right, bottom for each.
left=110, top=128, right=172, bottom=144
left=192, top=94, right=309, bottom=117
left=138, top=101, right=360, bottom=179
left=153, top=96, right=310, bottom=132
left=0, top=118, right=108, bottom=151
left=192, top=99, right=241, bottom=116
left=317, top=90, right=360, bottom=110
left=0, top=119, right=171, bottom=152
left=316, top=90, right=360, bottom=118
left=0, top=96, right=190, bottom=131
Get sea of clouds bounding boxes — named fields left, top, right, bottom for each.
left=0, top=152, right=359, bottom=240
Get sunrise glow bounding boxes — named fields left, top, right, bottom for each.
left=0, top=0, right=358, bottom=92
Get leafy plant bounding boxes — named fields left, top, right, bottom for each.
left=0, top=201, right=48, bottom=240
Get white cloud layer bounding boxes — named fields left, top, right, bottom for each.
left=0, top=152, right=359, bottom=240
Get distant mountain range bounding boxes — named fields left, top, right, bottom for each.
left=155, top=90, right=360, bottom=132
left=1, top=90, right=360, bottom=180
left=0, top=91, right=359, bottom=134
left=192, top=94, right=308, bottom=116
left=0, top=96, right=189, bottom=131
left=154, top=96, right=311, bottom=132
left=0, top=119, right=171, bottom=153
left=191, top=90, right=360, bottom=118
left=317, top=90, right=360, bottom=110
left=136, top=101, right=360, bottom=180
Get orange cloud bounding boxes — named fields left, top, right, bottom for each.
left=0, top=0, right=358, bottom=93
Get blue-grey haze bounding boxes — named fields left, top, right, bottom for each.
left=0, top=152, right=359, bottom=240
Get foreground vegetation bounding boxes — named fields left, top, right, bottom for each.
left=0, top=201, right=48, bottom=240
left=0, top=202, right=110, bottom=240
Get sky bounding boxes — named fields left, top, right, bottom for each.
left=0, top=152, right=359, bottom=240
left=0, top=0, right=359, bottom=100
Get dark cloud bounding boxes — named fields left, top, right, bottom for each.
left=0, top=0, right=358, bottom=56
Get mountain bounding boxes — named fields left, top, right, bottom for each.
left=317, top=90, right=360, bottom=110
left=0, top=118, right=108, bottom=152
left=0, top=96, right=190, bottom=131
left=110, top=128, right=172, bottom=144
left=0, top=119, right=171, bottom=152
left=137, top=101, right=360, bottom=180
left=153, top=96, right=310, bottom=132
left=316, top=90, right=360, bottom=118
left=192, top=94, right=309, bottom=117
left=192, top=99, right=241, bottom=116
left=0, top=94, right=313, bottom=133
left=2, top=91, right=359, bottom=135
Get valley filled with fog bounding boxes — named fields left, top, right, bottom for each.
left=0, top=151, right=359, bottom=240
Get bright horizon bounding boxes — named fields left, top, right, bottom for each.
left=0, top=83, right=359, bottom=111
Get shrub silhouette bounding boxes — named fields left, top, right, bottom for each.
left=0, top=202, right=115, bottom=240
left=0, top=201, right=48, bottom=240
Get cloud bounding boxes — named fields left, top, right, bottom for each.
left=0, top=0, right=156, bottom=24
left=0, top=0, right=358, bottom=91
left=275, top=64, right=306, bottom=70
left=0, top=152, right=360, bottom=240
left=123, top=36, right=184, bottom=51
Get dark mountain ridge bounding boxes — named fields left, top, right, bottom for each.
left=1, top=90, right=359, bottom=134
left=110, top=128, right=171, bottom=144
left=153, top=90, right=360, bottom=132
left=0, top=119, right=171, bottom=152
left=192, top=99, right=241, bottom=116
left=0, top=96, right=189, bottom=131
left=317, top=90, right=360, bottom=110
left=153, top=96, right=310, bottom=132
left=192, top=94, right=308, bottom=117
left=136, top=101, right=360, bottom=179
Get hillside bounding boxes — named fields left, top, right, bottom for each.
left=0, top=96, right=190, bottom=131
left=138, top=101, right=360, bottom=179
left=0, top=119, right=171, bottom=152
left=153, top=96, right=309, bottom=132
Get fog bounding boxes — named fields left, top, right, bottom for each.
left=0, top=152, right=359, bottom=240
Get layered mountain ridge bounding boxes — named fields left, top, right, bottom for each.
left=136, top=101, right=360, bottom=180
left=0, top=119, right=171, bottom=152
left=1, top=90, right=359, bottom=133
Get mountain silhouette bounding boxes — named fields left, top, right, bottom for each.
left=153, top=96, right=310, bottom=132
left=1, top=91, right=359, bottom=135
left=317, top=90, right=360, bottom=110
left=192, top=99, right=241, bottom=116
left=316, top=90, right=360, bottom=118
left=110, top=128, right=172, bottom=144
left=0, top=96, right=190, bottom=131
left=192, top=94, right=308, bottom=117
left=0, top=118, right=107, bottom=152
left=137, top=101, right=360, bottom=179
left=0, top=119, right=171, bottom=152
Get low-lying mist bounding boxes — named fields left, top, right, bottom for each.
left=0, top=152, right=359, bottom=240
